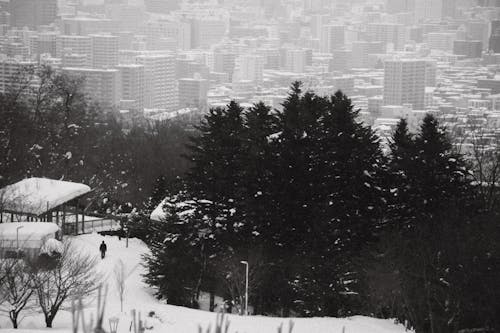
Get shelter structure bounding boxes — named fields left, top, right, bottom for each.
left=0, top=222, right=59, bottom=258
left=0, top=177, right=93, bottom=236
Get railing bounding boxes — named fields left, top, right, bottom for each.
left=63, top=217, right=120, bottom=235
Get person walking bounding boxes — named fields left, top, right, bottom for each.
left=99, top=240, right=107, bottom=259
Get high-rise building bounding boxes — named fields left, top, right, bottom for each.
left=477, top=78, right=500, bottom=94
left=385, top=0, right=414, bottom=14
left=351, top=41, right=385, bottom=68
left=0, top=57, right=37, bottom=93
left=329, top=49, right=352, bottom=72
left=489, top=20, right=500, bottom=53
left=144, top=0, right=180, bottom=13
left=442, top=0, right=457, bottom=19
left=62, top=53, right=88, bottom=68
left=466, top=20, right=489, bottom=49
left=366, top=23, right=406, bottom=51
left=256, top=48, right=281, bottom=70
left=303, top=0, right=330, bottom=13
left=414, top=0, right=443, bottom=22
left=105, top=3, right=146, bottom=32
left=310, top=14, right=330, bottom=39
left=142, top=20, right=191, bottom=51
left=332, top=75, right=355, bottom=96
left=117, top=64, right=145, bottom=111
left=62, top=67, right=121, bottom=106
left=60, top=17, right=117, bottom=35
left=90, top=34, right=119, bottom=69
left=214, top=51, right=237, bottom=82
left=56, top=35, right=92, bottom=67
left=424, top=60, right=437, bottom=87
left=453, top=40, right=483, bottom=58
left=320, top=25, right=345, bottom=54
left=191, top=19, right=227, bottom=49
left=10, top=0, right=57, bottom=29
left=178, top=77, right=209, bottom=109
left=2, top=39, right=30, bottom=59
left=233, top=55, right=264, bottom=83
left=0, top=10, right=10, bottom=26
left=176, top=59, right=210, bottom=79
left=426, top=32, right=457, bottom=51
left=383, top=59, right=426, bottom=109
left=136, top=53, right=176, bottom=111
left=29, top=32, right=58, bottom=59
left=284, top=49, right=309, bottom=73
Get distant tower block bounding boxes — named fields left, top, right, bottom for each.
left=383, top=59, right=426, bottom=110
left=320, top=25, right=345, bottom=54
left=144, top=0, right=180, bottom=13
left=9, top=0, right=57, bottom=29
left=490, top=20, right=500, bottom=53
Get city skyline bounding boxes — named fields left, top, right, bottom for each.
left=0, top=0, right=499, bottom=150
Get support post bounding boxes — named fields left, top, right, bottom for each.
left=82, top=208, right=85, bottom=234
left=75, top=202, right=79, bottom=236
left=62, top=204, right=66, bottom=241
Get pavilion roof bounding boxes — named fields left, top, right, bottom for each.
left=0, top=178, right=91, bottom=216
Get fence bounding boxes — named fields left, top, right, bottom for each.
left=63, top=217, right=120, bottom=235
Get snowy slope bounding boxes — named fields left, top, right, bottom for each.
left=0, top=234, right=411, bottom=333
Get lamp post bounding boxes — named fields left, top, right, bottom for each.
left=240, top=260, right=249, bottom=315
left=16, top=225, right=24, bottom=249
left=108, top=316, right=119, bottom=333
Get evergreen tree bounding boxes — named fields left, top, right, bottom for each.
left=389, top=114, right=472, bottom=229
left=143, top=199, right=205, bottom=307
left=387, top=118, right=417, bottom=229
left=290, top=91, right=387, bottom=316
left=187, top=102, right=245, bottom=201
left=386, top=114, right=480, bottom=333
left=414, top=114, right=471, bottom=216
left=145, top=84, right=388, bottom=317
left=185, top=101, right=248, bottom=248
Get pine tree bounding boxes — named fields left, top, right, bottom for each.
left=146, top=84, right=388, bottom=317
left=239, top=102, right=278, bottom=251
left=143, top=199, right=205, bottom=307
left=386, top=114, right=478, bottom=333
left=388, top=118, right=417, bottom=229
left=389, top=114, right=472, bottom=228
left=290, top=91, right=387, bottom=316
left=414, top=114, right=471, bottom=216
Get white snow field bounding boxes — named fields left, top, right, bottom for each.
left=0, top=233, right=410, bottom=333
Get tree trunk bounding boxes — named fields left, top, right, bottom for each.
left=45, top=315, right=54, bottom=328
left=9, top=310, right=18, bottom=329
left=209, top=292, right=215, bottom=312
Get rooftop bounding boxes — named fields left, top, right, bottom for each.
left=0, top=178, right=91, bottom=216
left=0, top=222, right=59, bottom=241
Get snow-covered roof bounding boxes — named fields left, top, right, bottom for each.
left=40, top=238, right=63, bottom=254
left=0, top=178, right=91, bottom=216
left=150, top=198, right=199, bottom=222
left=150, top=198, right=168, bottom=222
left=0, top=222, right=59, bottom=241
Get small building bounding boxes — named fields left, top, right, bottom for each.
left=0, top=177, right=118, bottom=235
left=0, top=222, right=59, bottom=258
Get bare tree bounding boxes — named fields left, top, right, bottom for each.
left=0, top=259, right=36, bottom=328
left=114, top=259, right=126, bottom=312
left=216, top=253, right=264, bottom=315
left=454, top=123, right=500, bottom=212
left=31, top=240, right=102, bottom=328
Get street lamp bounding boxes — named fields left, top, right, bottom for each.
left=108, top=316, right=119, bottom=333
left=240, top=260, right=249, bottom=315
left=16, top=225, right=24, bottom=250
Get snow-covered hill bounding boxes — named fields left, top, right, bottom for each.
left=0, top=234, right=411, bottom=333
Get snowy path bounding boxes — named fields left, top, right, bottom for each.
left=0, top=234, right=411, bottom=333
